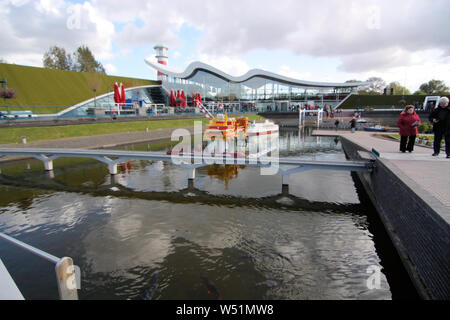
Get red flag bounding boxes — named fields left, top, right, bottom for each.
left=121, top=83, right=126, bottom=104
left=114, top=83, right=120, bottom=104
left=170, top=90, right=176, bottom=106
left=180, top=90, right=186, bottom=108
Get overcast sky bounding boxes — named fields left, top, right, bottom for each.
left=1, top=0, right=449, bottom=92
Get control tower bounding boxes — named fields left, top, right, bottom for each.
left=154, top=45, right=168, bottom=81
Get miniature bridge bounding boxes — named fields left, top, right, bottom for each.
left=0, top=148, right=374, bottom=190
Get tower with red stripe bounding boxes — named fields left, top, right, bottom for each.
left=154, top=45, right=168, bottom=81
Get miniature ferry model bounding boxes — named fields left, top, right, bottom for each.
left=204, top=113, right=248, bottom=141
left=194, top=96, right=279, bottom=141
left=246, top=119, right=279, bottom=137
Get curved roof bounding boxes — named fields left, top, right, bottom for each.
left=145, top=59, right=368, bottom=89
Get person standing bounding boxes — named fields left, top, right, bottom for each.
left=429, top=97, right=450, bottom=158
left=397, top=105, right=421, bottom=153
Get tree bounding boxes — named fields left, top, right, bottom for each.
left=358, top=77, right=386, bottom=95
left=73, top=46, right=105, bottom=74
left=413, top=90, right=426, bottom=95
left=43, top=46, right=73, bottom=70
left=0, top=88, right=17, bottom=113
left=419, top=80, right=449, bottom=95
left=0, top=88, right=17, bottom=100
left=345, top=79, right=366, bottom=94
left=387, top=82, right=411, bottom=95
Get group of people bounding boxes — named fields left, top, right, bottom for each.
left=397, top=97, right=450, bottom=158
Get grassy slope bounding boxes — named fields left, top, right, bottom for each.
left=0, top=115, right=265, bottom=144
left=0, top=63, right=158, bottom=112
left=339, top=95, right=429, bottom=109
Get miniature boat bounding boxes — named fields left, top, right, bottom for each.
left=246, top=119, right=279, bottom=136
left=204, top=114, right=248, bottom=141
left=364, top=125, right=387, bottom=132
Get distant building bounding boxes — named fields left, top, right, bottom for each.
left=145, top=46, right=368, bottom=112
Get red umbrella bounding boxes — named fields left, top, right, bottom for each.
left=196, top=93, right=203, bottom=105
left=114, top=83, right=120, bottom=104
left=169, top=90, right=176, bottom=106
left=121, top=83, right=126, bottom=104
left=180, top=90, right=186, bottom=108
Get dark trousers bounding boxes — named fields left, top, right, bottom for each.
left=400, top=136, right=416, bottom=152
left=433, top=130, right=450, bottom=155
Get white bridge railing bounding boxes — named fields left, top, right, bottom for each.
left=98, top=103, right=166, bottom=115
left=0, top=232, right=79, bottom=300
left=299, top=108, right=324, bottom=128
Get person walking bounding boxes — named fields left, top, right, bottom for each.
left=349, top=116, right=357, bottom=133
left=397, top=105, right=421, bottom=153
left=429, top=96, right=450, bottom=158
left=334, top=119, right=340, bottom=131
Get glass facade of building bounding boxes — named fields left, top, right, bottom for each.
left=60, top=87, right=162, bottom=118
left=162, top=69, right=356, bottom=112
left=56, top=60, right=363, bottom=119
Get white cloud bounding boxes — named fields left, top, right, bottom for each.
left=104, top=63, right=117, bottom=74
left=2, top=0, right=450, bottom=92
left=279, top=65, right=312, bottom=81
left=197, top=54, right=251, bottom=77
left=0, top=0, right=115, bottom=67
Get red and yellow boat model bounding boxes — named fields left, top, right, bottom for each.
left=204, top=114, right=249, bottom=141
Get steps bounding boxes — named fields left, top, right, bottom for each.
left=146, top=86, right=166, bottom=104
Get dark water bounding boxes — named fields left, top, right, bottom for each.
left=0, top=128, right=417, bottom=300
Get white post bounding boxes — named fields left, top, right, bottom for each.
left=44, top=160, right=53, bottom=171
left=109, top=163, right=118, bottom=175
left=55, top=257, right=79, bottom=300
left=188, top=167, right=196, bottom=180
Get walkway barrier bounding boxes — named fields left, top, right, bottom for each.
left=0, top=148, right=373, bottom=194
left=299, top=108, right=324, bottom=128
left=0, top=232, right=79, bottom=300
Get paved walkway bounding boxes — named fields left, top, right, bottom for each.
left=313, top=130, right=450, bottom=213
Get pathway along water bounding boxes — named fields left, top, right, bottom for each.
left=0, top=127, right=418, bottom=300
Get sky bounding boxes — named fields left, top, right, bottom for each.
left=1, top=0, right=449, bottom=92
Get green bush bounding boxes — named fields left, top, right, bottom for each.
left=418, top=122, right=433, bottom=134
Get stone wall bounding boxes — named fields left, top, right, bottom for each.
left=340, top=137, right=450, bottom=300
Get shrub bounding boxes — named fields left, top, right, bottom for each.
left=0, top=88, right=17, bottom=99
left=418, top=122, right=433, bottom=134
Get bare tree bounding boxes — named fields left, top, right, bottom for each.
left=0, top=88, right=17, bottom=113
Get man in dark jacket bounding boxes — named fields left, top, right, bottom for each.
left=429, top=97, right=450, bottom=158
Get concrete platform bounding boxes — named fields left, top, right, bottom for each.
left=0, top=258, right=24, bottom=300
left=313, top=130, right=450, bottom=212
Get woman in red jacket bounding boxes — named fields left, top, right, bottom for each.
left=397, top=105, right=421, bottom=153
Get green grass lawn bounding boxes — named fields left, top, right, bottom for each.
left=0, top=115, right=265, bottom=144
left=0, top=63, right=158, bottom=111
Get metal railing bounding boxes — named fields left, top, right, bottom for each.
left=0, top=232, right=79, bottom=300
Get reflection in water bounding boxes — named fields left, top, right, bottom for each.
left=0, top=128, right=415, bottom=300
left=206, top=165, right=247, bottom=190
